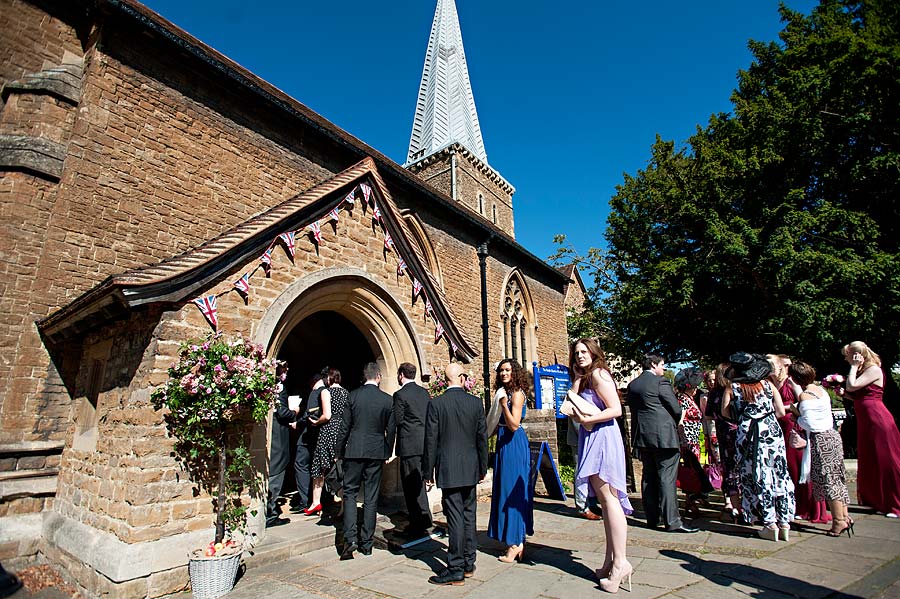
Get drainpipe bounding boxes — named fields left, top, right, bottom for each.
left=450, top=148, right=458, bottom=203
left=477, top=240, right=491, bottom=411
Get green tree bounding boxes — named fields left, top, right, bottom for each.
left=555, top=0, right=900, bottom=370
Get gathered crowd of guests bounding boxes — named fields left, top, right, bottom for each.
left=263, top=339, right=900, bottom=592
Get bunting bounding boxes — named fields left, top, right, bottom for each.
left=308, top=221, right=322, bottom=244
left=233, top=274, right=251, bottom=299
left=344, top=189, right=356, bottom=206
left=328, top=206, right=341, bottom=222
left=260, top=248, right=273, bottom=276
left=384, top=232, right=394, bottom=252
left=451, top=340, right=459, bottom=355
left=193, top=295, right=218, bottom=330
left=372, top=204, right=382, bottom=223
left=397, top=258, right=407, bottom=277
left=360, top=182, right=373, bottom=205
left=425, top=298, right=433, bottom=318
left=434, top=322, right=444, bottom=343
left=278, top=231, right=296, bottom=259
left=412, top=278, right=423, bottom=299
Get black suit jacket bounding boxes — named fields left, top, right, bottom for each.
left=627, top=370, right=682, bottom=449
left=339, top=383, right=397, bottom=460
left=393, top=382, right=431, bottom=457
left=423, top=387, right=488, bottom=489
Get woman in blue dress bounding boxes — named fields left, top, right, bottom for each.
left=488, top=359, right=534, bottom=563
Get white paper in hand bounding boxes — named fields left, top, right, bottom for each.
left=288, top=395, right=301, bottom=412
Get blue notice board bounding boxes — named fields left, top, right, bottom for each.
left=532, top=363, right=570, bottom=419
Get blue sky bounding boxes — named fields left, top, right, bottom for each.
left=140, top=0, right=818, bottom=264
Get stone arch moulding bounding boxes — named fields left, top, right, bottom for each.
left=399, top=210, right=444, bottom=289
left=255, top=267, right=428, bottom=383
left=499, top=268, right=538, bottom=368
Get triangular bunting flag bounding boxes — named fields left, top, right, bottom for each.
left=328, top=206, right=340, bottom=222
left=233, top=274, right=251, bottom=299
left=451, top=340, right=459, bottom=355
left=397, top=259, right=407, bottom=277
left=308, top=221, right=322, bottom=244
left=412, top=278, right=423, bottom=299
left=344, top=189, right=356, bottom=206
left=372, top=204, right=382, bottom=224
left=278, top=231, right=296, bottom=259
left=360, top=182, right=373, bottom=205
left=425, top=298, right=433, bottom=318
left=434, top=322, right=444, bottom=343
left=260, top=248, right=273, bottom=277
left=193, top=295, right=218, bottom=330
left=384, top=232, right=394, bottom=252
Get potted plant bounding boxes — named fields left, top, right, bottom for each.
left=151, top=334, right=282, bottom=599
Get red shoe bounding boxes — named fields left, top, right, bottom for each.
left=303, top=504, right=322, bottom=516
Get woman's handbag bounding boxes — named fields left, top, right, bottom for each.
left=704, top=463, right=723, bottom=490
left=559, top=389, right=601, bottom=432
left=677, top=458, right=702, bottom=494
left=485, top=389, right=505, bottom=437
left=789, top=428, right=808, bottom=449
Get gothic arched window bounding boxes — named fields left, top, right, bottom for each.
left=500, top=272, right=535, bottom=368
left=478, top=193, right=484, bottom=216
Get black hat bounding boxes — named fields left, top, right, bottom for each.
left=674, top=367, right=703, bottom=391
left=726, top=352, right=772, bottom=383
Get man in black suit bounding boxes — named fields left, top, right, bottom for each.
left=627, top=353, right=696, bottom=533
left=393, top=362, right=433, bottom=536
left=337, top=362, right=396, bottom=559
left=266, top=364, right=298, bottom=527
left=289, top=372, right=323, bottom=513
left=423, top=363, right=488, bottom=586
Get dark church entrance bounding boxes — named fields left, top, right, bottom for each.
left=276, top=309, right=376, bottom=396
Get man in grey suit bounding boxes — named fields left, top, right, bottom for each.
left=338, top=362, right=397, bottom=559
left=627, top=353, right=697, bottom=533
left=423, top=363, right=488, bottom=586
left=393, top=362, right=433, bottom=535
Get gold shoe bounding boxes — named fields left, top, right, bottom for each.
left=497, top=543, right=524, bottom=563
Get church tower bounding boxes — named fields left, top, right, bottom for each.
left=405, top=0, right=516, bottom=237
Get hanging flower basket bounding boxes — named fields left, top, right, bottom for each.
left=188, top=548, right=242, bottom=599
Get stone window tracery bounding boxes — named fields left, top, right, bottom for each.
left=500, top=274, right=533, bottom=368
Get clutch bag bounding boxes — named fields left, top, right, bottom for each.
left=560, top=389, right=601, bottom=432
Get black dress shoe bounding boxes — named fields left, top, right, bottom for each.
left=358, top=546, right=372, bottom=556
left=265, top=516, right=290, bottom=527
left=340, top=542, right=357, bottom=560
left=428, top=569, right=465, bottom=586
left=667, top=525, right=699, bottom=533
left=464, top=565, right=476, bottom=578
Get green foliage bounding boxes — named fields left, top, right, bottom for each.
left=554, top=0, right=900, bottom=371
left=150, top=334, right=281, bottom=543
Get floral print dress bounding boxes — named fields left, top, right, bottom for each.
left=731, top=381, right=796, bottom=524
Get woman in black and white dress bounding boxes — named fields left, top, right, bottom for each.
left=722, top=352, right=795, bottom=541
left=307, top=367, right=348, bottom=515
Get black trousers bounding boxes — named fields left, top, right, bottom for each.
left=293, top=439, right=312, bottom=509
left=441, top=485, right=477, bottom=575
left=266, top=425, right=291, bottom=518
left=639, top=447, right=682, bottom=530
left=400, top=455, right=433, bottom=531
left=342, top=458, right=383, bottom=550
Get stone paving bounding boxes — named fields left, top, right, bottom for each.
left=226, top=492, right=900, bottom=599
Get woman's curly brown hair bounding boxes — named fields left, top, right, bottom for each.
left=494, top=358, right=532, bottom=395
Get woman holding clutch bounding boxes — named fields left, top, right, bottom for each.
left=569, top=338, right=633, bottom=593
left=488, top=359, right=534, bottom=563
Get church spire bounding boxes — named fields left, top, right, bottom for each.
left=406, top=0, right=487, bottom=166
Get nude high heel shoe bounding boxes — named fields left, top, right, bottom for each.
left=498, top=543, right=524, bottom=563
left=595, top=561, right=613, bottom=580
left=599, top=561, right=633, bottom=593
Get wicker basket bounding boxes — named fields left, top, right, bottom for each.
left=189, top=552, right=242, bottom=599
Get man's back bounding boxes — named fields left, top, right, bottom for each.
left=394, top=382, right=431, bottom=457
left=343, top=384, right=397, bottom=460
left=628, top=370, right=681, bottom=449
left=424, top=388, right=488, bottom=489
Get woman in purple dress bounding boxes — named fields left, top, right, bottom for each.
left=570, top=338, right=633, bottom=593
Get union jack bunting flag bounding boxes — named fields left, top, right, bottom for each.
left=360, top=183, right=373, bottom=205
left=260, top=247, right=273, bottom=276
left=412, top=278, right=423, bottom=298
left=279, top=231, right=296, bottom=259
left=451, top=341, right=459, bottom=355
left=424, top=299, right=433, bottom=317
left=397, top=259, right=407, bottom=277
left=233, top=273, right=251, bottom=298
left=308, top=221, right=322, bottom=244
left=344, top=189, right=356, bottom=206
left=383, top=232, right=394, bottom=251
left=328, top=206, right=340, bottom=222
left=372, top=204, right=382, bottom=223
left=193, top=295, right=218, bottom=330
left=434, top=322, right=444, bottom=343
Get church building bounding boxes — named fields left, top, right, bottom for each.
left=0, top=0, right=572, bottom=595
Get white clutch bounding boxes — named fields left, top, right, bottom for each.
left=560, top=389, right=601, bottom=431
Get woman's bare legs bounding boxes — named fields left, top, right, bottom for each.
left=590, top=475, right=628, bottom=572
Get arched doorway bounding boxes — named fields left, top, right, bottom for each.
left=249, top=268, right=428, bottom=534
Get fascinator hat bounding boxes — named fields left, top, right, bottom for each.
left=726, top=352, right=773, bottom=383
left=674, top=367, right=704, bottom=391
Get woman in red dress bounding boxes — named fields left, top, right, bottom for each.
left=768, top=354, right=830, bottom=524
left=843, top=341, right=900, bottom=517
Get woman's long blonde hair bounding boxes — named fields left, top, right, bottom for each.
left=842, top=340, right=882, bottom=373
